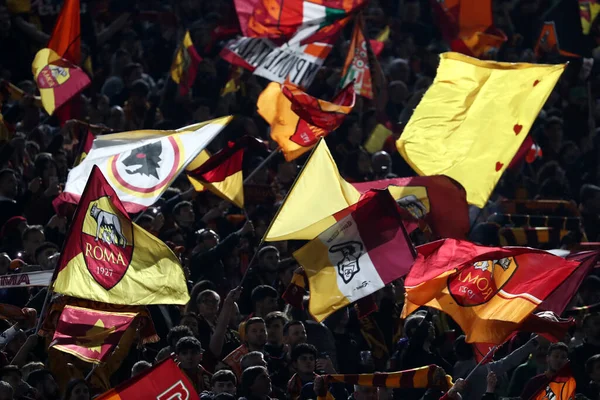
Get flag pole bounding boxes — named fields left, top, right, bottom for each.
left=34, top=287, right=53, bottom=333
left=243, top=147, right=281, bottom=184
left=464, top=345, right=498, bottom=381
left=85, top=363, right=99, bottom=381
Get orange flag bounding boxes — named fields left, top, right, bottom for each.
left=341, top=14, right=373, bottom=98
left=402, top=239, right=581, bottom=343
left=47, top=0, right=80, bottom=65
left=258, top=81, right=355, bottom=161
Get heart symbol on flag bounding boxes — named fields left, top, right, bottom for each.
left=533, top=80, right=540, bottom=86
left=495, top=162, right=504, bottom=171
left=513, top=124, right=523, bottom=135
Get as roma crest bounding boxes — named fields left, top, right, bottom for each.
left=80, top=196, right=134, bottom=290
left=447, top=257, right=518, bottom=307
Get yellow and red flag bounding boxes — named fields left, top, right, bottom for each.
left=396, top=52, right=565, bottom=207
left=293, top=190, right=415, bottom=322
left=187, top=136, right=264, bottom=208
left=369, top=26, right=390, bottom=57
left=580, top=0, right=600, bottom=35
left=170, top=31, right=203, bottom=96
left=32, top=48, right=91, bottom=116
left=50, top=305, right=137, bottom=364
left=73, top=129, right=95, bottom=167
left=47, top=0, right=80, bottom=65
left=96, top=357, right=199, bottom=400
left=340, top=15, right=373, bottom=98
left=402, top=239, right=581, bottom=343
left=431, top=0, right=507, bottom=59
left=258, top=82, right=354, bottom=160
left=53, top=166, right=189, bottom=305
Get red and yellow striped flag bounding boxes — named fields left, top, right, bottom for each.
left=170, top=31, right=202, bottom=96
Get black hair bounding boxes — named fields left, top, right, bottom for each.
left=0, top=365, right=20, bottom=378
left=244, top=317, right=266, bottom=334
left=290, top=343, right=317, bottom=363
left=173, top=201, right=193, bottom=216
left=251, top=285, right=278, bottom=305
left=264, top=311, right=288, bottom=328
left=26, top=369, right=54, bottom=388
left=175, top=336, right=203, bottom=354
left=22, top=225, right=44, bottom=242
left=211, top=370, right=237, bottom=385
left=547, top=342, right=569, bottom=356
left=283, top=320, right=304, bottom=336
left=34, top=242, right=59, bottom=261
left=167, top=325, right=194, bottom=348
left=241, top=366, right=268, bottom=396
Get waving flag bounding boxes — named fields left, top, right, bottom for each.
left=51, top=305, right=137, bottom=364
left=580, top=0, right=600, bottom=35
left=32, top=48, right=91, bottom=116
left=53, top=166, right=189, bottom=306
left=73, top=129, right=95, bottom=167
left=258, top=82, right=354, bottom=160
left=170, top=31, right=203, bottom=96
left=535, top=0, right=584, bottom=58
left=396, top=52, right=565, bottom=207
left=293, top=190, right=415, bottom=321
left=341, top=15, right=373, bottom=98
left=47, top=0, right=80, bottom=64
left=54, top=117, right=231, bottom=214
left=96, top=357, right=199, bottom=400
left=402, top=239, right=581, bottom=343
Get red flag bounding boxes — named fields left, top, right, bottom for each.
left=50, top=305, right=137, bottom=363
left=403, top=239, right=581, bottom=343
left=96, top=357, right=199, bottom=400
left=48, top=0, right=80, bottom=65
left=352, top=176, right=470, bottom=240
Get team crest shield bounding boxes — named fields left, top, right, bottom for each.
left=81, top=196, right=134, bottom=290
left=447, top=257, right=518, bottom=307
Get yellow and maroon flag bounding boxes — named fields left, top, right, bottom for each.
left=53, top=165, right=189, bottom=305
left=402, top=239, right=581, bottom=343
left=340, top=15, right=373, bottom=99
left=50, top=305, right=137, bottom=364
left=170, top=31, right=202, bottom=96
left=73, top=129, right=95, bottom=167
left=396, top=52, right=565, bottom=207
left=258, top=82, right=354, bottom=161
left=95, top=357, right=199, bottom=400
left=580, top=0, right=600, bottom=35
left=32, top=48, right=91, bottom=116
left=187, top=136, right=264, bottom=208
left=293, top=190, right=415, bottom=322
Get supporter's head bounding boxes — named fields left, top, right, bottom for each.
left=403, top=312, right=435, bottom=342
left=277, top=258, right=297, bottom=288
left=131, top=360, right=151, bottom=377
left=122, top=63, right=143, bottom=88
left=0, top=365, right=21, bottom=390
left=402, top=0, right=421, bottom=23
left=580, top=184, right=600, bottom=214
left=244, top=317, right=267, bottom=350
left=283, top=320, right=307, bottom=348
left=175, top=336, right=203, bottom=370
left=129, top=79, right=149, bottom=107
left=35, top=242, right=59, bottom=270
left=167, top=325, right=195, bottom=351
left=241, top=366, right=271, bottom=398
left=251, top=285, right=278, bottom=317
left=353, top=385, right=378, bottom=400
left=240, top=351, right=267, bottom=371
left=173, top=201, right=195, bottom=228
left=180, top=313, right=200, bottom=337
left=196, top=290, right=220, bottom=322
left=26, top=369, right=59, bottom=400
left=21, top=361, right=44, bottom=381
left=291, top=343, right=317, bottom=376
left=195, top=229, right=219, bottom=252
left=186, top=280, right=217, bottom=314
left=583, top=313, right=600, bottom=341
left=34, top=153, right=58, bottom=189
left=22, top=225, right=45, bottom=260
left=543, top=116, right=563, bottom=151
left=371, top=151, right=392, bottom=177
left=155, top=347, right=172, bottom=364
left=586, top=354, right=600, bottom=384
left=546, top=342, right=569, bottom=373
left=211, top=370, right=237, bottom=395
left=324, top=307, right=350, bottom=333
left=107, top=106, right=125, bottom=131
left=63, top=378, right=90, bottom=400
left=0, top=380, right=12, bottom=400
left=265, top=311, right=288, bottom=346
left=258, top=246, right=280, bottom=273
left=453, top=336, right=474, bottom=361
left=0, top=169, right=18, bottom=199
left=4, top=330, right=26, bottom=359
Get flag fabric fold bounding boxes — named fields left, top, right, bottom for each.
left=402, top=239, right=581, bottom=343
left=258, top=83, right=354, bottom=160
left=50, top=305, right=137, bottom=364
left=53, top=166, right=189, bottom=306
left=95, top=357, right=199, bottom=400
left=396, top=52, right=565, bottom=207
left=170, top=31, right=203, bottom=96
left=186, top=136, right=264, bottom=208
left=322, top=365, right=452, bottom=389
left=32, top=48, right=91, bottom=116
left=340, top=15, right=373, bottom=98
left=54, top=117, right=231, bottom=214
left=580, top=0, right=600, bottom=35
left=47, top=0, right=80, bottom=65
left=74, top=129, right=95, bottom=167
left=293, top=189, right=415, bottom=322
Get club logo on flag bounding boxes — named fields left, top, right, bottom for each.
left=290, top=120, right=327, bottom=147
left=81, top=196, right=133, bottom=290
left=107, top=137, right=184, bottom=197
left=396, top=195, right=427, bottom=219
left=448, top=257, right=517, bottom=307
left=37, top=62, right=72, bottom=88
left=330, top=242, right=363, bottom=284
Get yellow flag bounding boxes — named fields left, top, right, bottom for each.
left=264, top=140, right=360, bottom=241
left=396, top=52, right=565, bottom=207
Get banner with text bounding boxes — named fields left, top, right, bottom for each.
left=0, top=271, right=53, bottom=288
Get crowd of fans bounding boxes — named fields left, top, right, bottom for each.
left=1, top=0, right=600, bottom=399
